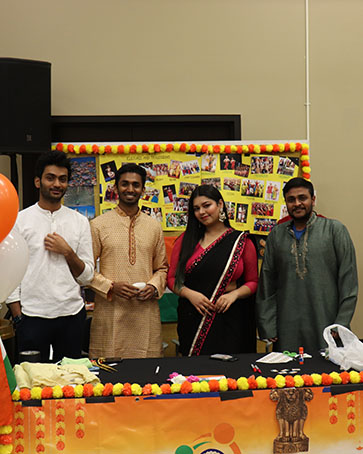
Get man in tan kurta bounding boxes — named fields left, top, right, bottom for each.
left=89, top=163, right=168, bottom=359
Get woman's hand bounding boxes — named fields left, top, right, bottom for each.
left=181, top=288, right=214, bottom=316
left=214, top=291, right=238, bottom=313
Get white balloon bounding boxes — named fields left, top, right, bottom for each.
left=0, top=230, right=29, bottom=302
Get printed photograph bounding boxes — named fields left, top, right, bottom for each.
left=201, top=177, right=221, bottom=190
left=220, top=154, right=242, bottom=171
left=63, top=186, right=94, bottom=206
left=168, top=160, right=182, bottom=178
left=142, top=187, right=160, bottom=203
left=253, top=217, right=277, bottom=233
left=154, top=163, right=169, bottom=177
left=101, top=160, right=117, bottom=182
left=139, top=162, right=156, bottom=183
left=151, top=207, right=163, bottom=223
left=265, top=181, right=281, bottom=201
left=179, top=182, right=198, bottom=197
left=104, top=184, right=119, bottom=203
left=251, top=202, right=274, bottom=217
left=181, top=159, right=200, bottom=176
left=236, top=203, right=248, bottom=223
left=141, top=206, right=152, bottom=215
left=234, top=163, right=250, bottom=178
left=277, top=157, right=299, bottom=176
left=225, top=201, right=236, bottom=220
left=223, top=177, right=241, bottom=192
left=280, top=204, right=289, bottom=219
left=68, top=205, right=95, bottom=220
left=162, top=184, right=177, bottom=204
left=173, top=197, right=189, bottom=212
left=69, top=157, right=97, bottom=187
left=241, top=179, right=265, bottom=198
left=165, top=212, right=188, bottom=228
left=251, top=156, right=274, bottom=175
left=201, top=154, right=217, bottom=173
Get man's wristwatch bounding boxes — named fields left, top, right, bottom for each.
left=13, top=314, right=23, bottom=325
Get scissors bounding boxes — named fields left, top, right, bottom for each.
left=283, top=351, right=298, bottom=358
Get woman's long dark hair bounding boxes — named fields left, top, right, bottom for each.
left=174, top=185, right=230, bottom=289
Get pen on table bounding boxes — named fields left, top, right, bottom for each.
left=250, top=363, right=257, bottom=373
left=254, top=364, right=262, bottom=374
left=155, top=365, right=160, bottom=374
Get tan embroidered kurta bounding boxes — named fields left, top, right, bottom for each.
left=89, top=207, right=168, bottom=359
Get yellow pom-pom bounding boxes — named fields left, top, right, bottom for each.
left=208, top=145, right=213, bottom=153
left=275, top=375, right=286, bottom=388
left=0, top=425, right=12, bottom=435
left=12, top=390, right=20, bottom=401
left=74, top=385, right=84, bottom=398
left=300, top=155, right=309, bottom=161
left=124, top=145, right=130, bottom=154
left=171, top=383, right=181, bottom=394
left=151, top=384, right=162, bottom=395
left=149, top=144, right=155, bottom=153
left=62, top=144, right=67, bottom=153
left=74, top=145, right=80, bottom=154
left=266, top=145, right=273, bottom=153
left=254, top=145, right=261, bottom=154
left=289, top=143, right=296, bottom=152
left=53, top=386, right=63, bottom=398
left=185, top=143, right=191, bottom=152
left=311, top=373, right=322, bottom=386
left=51, top=144, right=56, bottom=151
left=174, top=143, right=180, bottom=152
left=160, top=144, right=166, bottom=152
left=302, top=143, right=309, bottom=150
left=136, top=145, right=142, bottom=154
left=131, top=384, right=142, bottom=396
left=219, top=378, right=228, bottom=392
left=294, top=375, right=305, bottom=387
left=191, top=382, right=201, bottom=393
left=231, top=145, right=237, bottom=153
left=111, top=145, right=118, bottom=154
left=279, top=143, right=284, bottom=152
left=242, top=145, right=249, bottom=153
left=220, top=145, right=225, bottom=153
left=30, top=386, right=42, bottom=400
left=200, top=381, right=210, bottom=392
left=98, top=146, right=105, bottom=155
left=329, top=372, right=342, bottom=385
left=256, top=376, right=267, bottom=389
left=349, top=371, right=361, bottom=384
left=196, top=144, right=202, bottom=153
left=302, top=166, right=311, bottom=173
left=0, top=444, right=13, bottom=454
left=93, top=383, right=104, bottom=397
left=112, top=383, right=124, bottom=396
left=237, top=377, right=249, bottom=390
left=86, top=144, right=92, bottom=154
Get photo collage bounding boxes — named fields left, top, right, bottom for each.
left=97, top=152, right=300, bottom=232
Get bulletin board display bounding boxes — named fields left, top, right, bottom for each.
left=56, top=141, right=310, bottom=234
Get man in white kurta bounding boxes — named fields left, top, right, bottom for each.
left=89, top=164, right=168, bottom=359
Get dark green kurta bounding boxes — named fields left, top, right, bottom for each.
left=256, top=212, right=358, bottom=352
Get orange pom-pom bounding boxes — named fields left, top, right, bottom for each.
left=259, top=145, right=266, bottom=153
left=103, top=383, right=114, bottom=396
left=41, top=387, right=54, bottom=399
left=321, top=373, right=333, bottom=386
left=300, top=149, right=309, bottom=155
left=79, top=144, right=87, bottom=153
left=67, top=144, right=74, bottom=153
left=266, top=377, right=277, bottom=388
left=189, top=144, right=197, bottom=153
left=123, top=383, right=132, bottom=396
left=56, top=143, right=63, bottom=151
left=20, top=388, right=31, bottom=401
left=296, top=142, right=302, bottom=151
left=83, top=383, right=94, bottom=397
left=92, top=144, right=99, bottom=154
left=117, top=145, right=124, bottom=153
left=166, top=143, right=173, bottom=152
left=160, top=383, right=171, bottom=394
left=236, top=145, right=243, bottom=154
left=201, top=144, right=208, bottom=153
left=180, top=381, right=193, bottom=394
left=225, top=145, right=232, bottom=154
left=154, top=144, right=161, bottom=153
left=63, top=385, right=75, bottom=398
left=340, top=371, right=350, bottom=384
left=302, top=375, right=314, bottom=386
left=142, top=384, right=152, bottom=395
left=285, top=376, right=295, bottom=387
left=180, top=143, right=187, bottom=152
left=227, top=378, right=237, bottom=390
left=247, top=376, right=257, bottom=389
left=104, top=145, right=112, bottom=154
left=208, top=380, right=220, bottom=392
left=130, top=145, right=137, bottom=154
left=284, top=143, right=290, bottom=151
left=213, top=145, right=221, bottom=154
left=0, top=434, right=12, bottom=444
left=272, top=144, right=280, bottom=153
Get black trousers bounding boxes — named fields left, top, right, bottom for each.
left=16, top=307, right=86, bottom=362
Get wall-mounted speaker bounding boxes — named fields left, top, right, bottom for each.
left=0, top=57, right=51, bottom=154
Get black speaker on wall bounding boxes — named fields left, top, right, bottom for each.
left=0, top=57, right=51, bottom=154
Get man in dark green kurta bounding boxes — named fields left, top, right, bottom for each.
left=256, top=178, right=358, bottom=353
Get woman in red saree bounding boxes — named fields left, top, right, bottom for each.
left=167, top=185, right=258, bottom=356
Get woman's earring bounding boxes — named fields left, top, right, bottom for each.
left=219, top=210, right=226, bottom=222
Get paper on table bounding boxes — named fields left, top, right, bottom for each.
left=256, top=352, right=294, bottom=364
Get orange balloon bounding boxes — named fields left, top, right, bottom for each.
left=0, top=173, right=19, bottom=243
